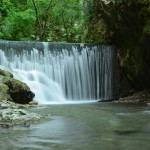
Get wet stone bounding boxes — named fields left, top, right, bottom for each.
left=0, top=101, right=48, bottom=128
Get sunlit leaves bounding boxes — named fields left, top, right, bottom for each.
left=3, top=9, right=36, bottom=40
left=0, top=0, right=87, bottom=42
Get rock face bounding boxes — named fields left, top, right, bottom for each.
left=87, top=0, right=150, bottom=89
left=0, top=69, right=35, bottom=104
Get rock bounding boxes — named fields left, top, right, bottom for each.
left=114, top=130, right=139, bottom=135
left=110, top=113, right=142, bottom=135
left=0, top=101, right=49, bottom=128
left=29, top=100, right=38, bottom=105
left=0, top=100, right=38, bottom=109
left=0, top=109, right=41, bottom=127
left=147, top=103, right=150, bottom=106
left=0, top=73, right=35, bottom=104
left=0, top=83, right=12, bottom=101
left=0, top=69, right=13, bottom=78
left=0, top=122, right=13, bottom=128
left=114, top=90, right=150, bottom=103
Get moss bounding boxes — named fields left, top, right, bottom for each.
left=0, top=83, right=12, bottom=101
left=143, top=21, right=150, bottom=35
left=0, top=69, right=13, bottom=78
left=0, top=74, right=35, bottom=104
left=88, top=0, right=150, bottom=89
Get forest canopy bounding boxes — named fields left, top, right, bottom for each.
left=0, top=0, right=149, bottom=44
left=0, top=0, right=88, bottom=42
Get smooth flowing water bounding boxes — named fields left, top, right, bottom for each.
left=0, top=41, right=116, bottom=104
left=0, top=103, right=150, bottom=150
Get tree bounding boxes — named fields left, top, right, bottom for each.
left=0, top=0, right=88, bottom=42
left=50, top=0, right=86, bottom=42
left=0, top=0, right=35, bottom=40
left=31, top=0, right=87, bottom=42
left=31, top=0, right=53, bottom=41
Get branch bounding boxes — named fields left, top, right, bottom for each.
left=43, top=0, right=53, bottom=33
left=32, top=0, right=42, bottom=40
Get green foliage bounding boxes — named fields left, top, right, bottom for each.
left=48, top=0, right=86, bottom=42
left=3, top=9, right=36, bottom=40
left=0, top=0, right=88, bottom=42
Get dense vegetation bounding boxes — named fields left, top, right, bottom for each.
left=0, top=0, right=87, bottom=42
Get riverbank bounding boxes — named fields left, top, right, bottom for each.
left=114, top=90, right=150, bottom=104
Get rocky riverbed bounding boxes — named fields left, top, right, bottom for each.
left=0, top=100, right=50, bottom=128
left=114, top=90, right=150, bottom=105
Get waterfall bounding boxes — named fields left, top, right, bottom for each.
left=0, top=41, right=115, bottom=104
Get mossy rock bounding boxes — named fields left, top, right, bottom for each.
left=0, top=83, right=12, bottom=101
left=0, top=74, right=35, bottom=104
left=143, top=22, right=150, bottom=35
left=0, top=69, right=13, bottom=78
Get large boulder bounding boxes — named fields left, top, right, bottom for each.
left=0, top=69, right=35, bottom=104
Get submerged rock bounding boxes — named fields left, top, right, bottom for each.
left=0, top=69, right=35, bottom=104
left=110, top=112, right=143, bottom=135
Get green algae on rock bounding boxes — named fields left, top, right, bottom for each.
left=0, top=83, right=12, bottom=101
left=0, top=69, right=13, bottom=78
left=0, top=69, right=35, bottom=104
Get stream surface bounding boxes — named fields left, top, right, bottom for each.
left=0, top=102, right=150, bottom=150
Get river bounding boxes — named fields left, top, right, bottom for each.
left=0, top=102, right=150, bottom=150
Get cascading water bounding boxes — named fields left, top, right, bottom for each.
left=0, top=41, right=115, bottom=104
